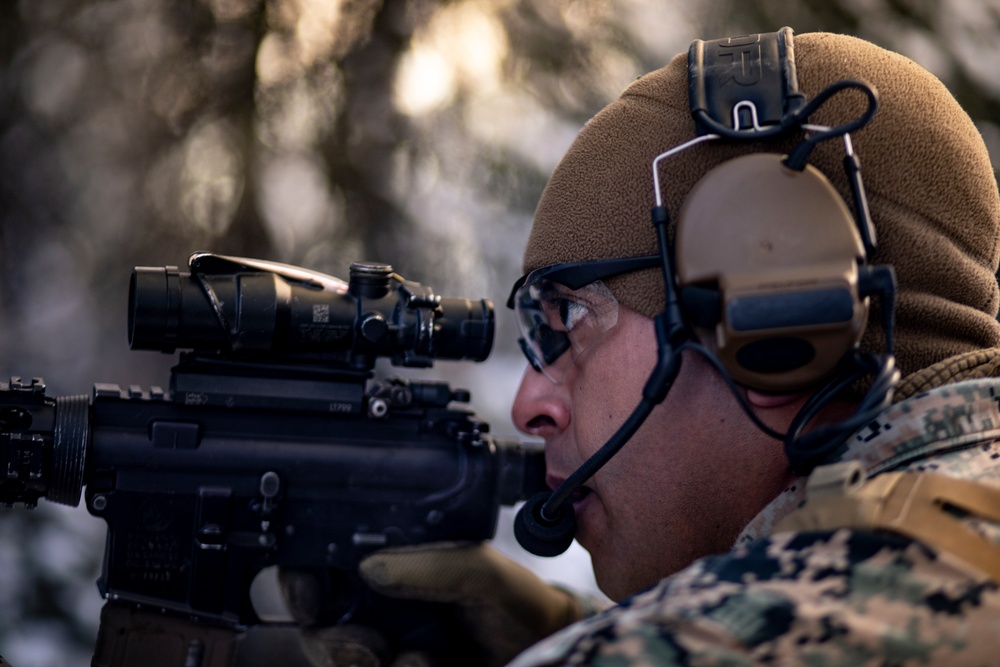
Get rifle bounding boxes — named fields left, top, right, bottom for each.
left=0, top=252, right=545, bottom=667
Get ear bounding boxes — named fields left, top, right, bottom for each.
left=745, top=388, right=805, bottom=409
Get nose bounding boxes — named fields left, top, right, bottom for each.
left=511, top=364, right=570, bottom=438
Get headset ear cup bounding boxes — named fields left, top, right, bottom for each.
left=674, top=153, right=868, bottom=393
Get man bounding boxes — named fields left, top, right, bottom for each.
left=302, top=28, right=1000, bottom=666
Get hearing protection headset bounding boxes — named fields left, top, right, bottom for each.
left=677, top=28, right=892, bottom=394
left=514, top=27, right=900, bottom=557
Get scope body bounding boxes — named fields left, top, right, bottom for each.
left=129, top=257, right=495, bottom=370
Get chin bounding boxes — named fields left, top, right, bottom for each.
left=595, top=572, right=633, bottom=602
left=591, top=553, right=637, bottom=602
left=593, top=548, right=679, bottom=602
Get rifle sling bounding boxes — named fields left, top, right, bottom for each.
left=775, top=461, right=1000, bottom=582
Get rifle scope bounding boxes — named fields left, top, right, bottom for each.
left=129, top=253, right=495, bottom=368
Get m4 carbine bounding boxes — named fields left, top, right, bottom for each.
left=0, top=253, right=545, bottom=667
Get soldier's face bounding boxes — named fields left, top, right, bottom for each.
left=512, top=305, right=792, bottom=601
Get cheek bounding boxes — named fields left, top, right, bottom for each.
left=571, top=371, right=642, bottom=461
left=573, top=328, right=657, bottom=431
left=566, top=310, right=668, bottom=497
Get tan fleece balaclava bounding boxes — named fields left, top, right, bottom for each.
left=523, top=31, right=1000, bottom=393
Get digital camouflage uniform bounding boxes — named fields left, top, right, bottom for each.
left=509, top=377, right=1000, bottom=667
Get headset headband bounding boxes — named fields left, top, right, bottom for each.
left=689, top=26, right=806, bottom=138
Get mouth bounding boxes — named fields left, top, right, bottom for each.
left=545, top=474, right=594, bottom=511
left=570, top=486, right=594, bottom=516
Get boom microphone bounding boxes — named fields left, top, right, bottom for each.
left=514, top=307, right=686, bottom=556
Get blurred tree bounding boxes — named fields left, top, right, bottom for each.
left=0, top=1, right=658, bottom=663
left=0, top=1, right=997, bottom=665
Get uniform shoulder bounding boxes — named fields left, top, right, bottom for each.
left=509, top=529, right=1000, bottom=666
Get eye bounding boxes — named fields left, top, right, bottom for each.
left=556, top=297, right=590, bottom=331
left=538, top=290, right=592, bottom=333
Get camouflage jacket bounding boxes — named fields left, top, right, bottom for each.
left=508, top=379, right=1000, bottom=667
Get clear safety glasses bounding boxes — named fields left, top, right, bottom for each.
left=506, top=255, right=661, bottom=383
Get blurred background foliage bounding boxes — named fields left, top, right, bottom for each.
left=0, top=0, right=997, bottom=664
